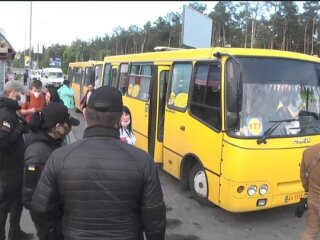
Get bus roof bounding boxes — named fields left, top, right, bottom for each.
left=103, top=47, right=320, bottom=63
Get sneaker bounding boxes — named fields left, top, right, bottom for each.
left=8, top=230, right=34, bottom=240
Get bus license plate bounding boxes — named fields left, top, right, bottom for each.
left=285, top=193, right=305, bottom=203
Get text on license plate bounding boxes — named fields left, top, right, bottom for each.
left=285, top=192, right=305, bottom=203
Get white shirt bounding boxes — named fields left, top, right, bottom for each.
left=86, top=91, right=92, bottom=105
left=119, top=127, right=136, bottom=146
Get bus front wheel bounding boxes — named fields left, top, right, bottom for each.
left=189, top=163, right=212, bottom=206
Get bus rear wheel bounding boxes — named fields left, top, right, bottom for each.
left=189, top=163, right=212, bottom=206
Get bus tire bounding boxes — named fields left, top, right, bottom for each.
left=189, top=163, right=212, bottom=206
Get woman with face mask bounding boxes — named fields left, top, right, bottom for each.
left=119, top=106, right=136, bottom=146
left=23, top=102, right=79, bottom=240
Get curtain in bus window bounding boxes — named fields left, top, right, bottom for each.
left=128, top=75, right=140, bottom=97
left=138, top=76, right=151, bottom=101
left=103, top=64, right=111, bottom=86
left=141, top=65, right=152, bottom=76
left=75, top=68, right=82, bottom=84
left=95, top=65, right=102, bottom=88
left=119, top=64, right=129, bottom=95
left=111, top=69, right=117, bottom=88
left=168, top=63, right=192, bottom=109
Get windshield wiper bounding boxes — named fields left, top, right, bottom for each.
left=257, top=119, right=298, bottom=145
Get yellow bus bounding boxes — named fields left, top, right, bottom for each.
left=102, top=48, right=320, bottom=212
left=67, top=61, right=103, bottom=111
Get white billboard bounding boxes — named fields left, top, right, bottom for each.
left=181, top=5, right=213, bottom=49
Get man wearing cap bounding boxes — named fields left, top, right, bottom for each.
left=0, top=80, right=33, bottom=240
left=23, top=102, right=79, bottom=240
left=31, top=86, right=166, bottom=240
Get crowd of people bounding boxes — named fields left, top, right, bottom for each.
left=0, top=79, right=165, bottom=240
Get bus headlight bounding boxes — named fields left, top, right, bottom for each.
left=247, top=185, right=257, bottom=196
left=259, top=184, right=268, bottom=195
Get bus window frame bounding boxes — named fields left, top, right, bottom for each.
left=126, top=62, right=153, bottom=102
left=167, top=61, right=193, bottom=113
left=188, top=60, right=222, bottom=132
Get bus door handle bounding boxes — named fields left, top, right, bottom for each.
left=180, top=125, right=185, bottom=131
left=145, top=102, right=149, bottom=112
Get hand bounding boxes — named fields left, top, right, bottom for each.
left=29, top=108, right=36, bottom=113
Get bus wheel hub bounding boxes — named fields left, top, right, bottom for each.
left=194, top=170, right=208, bottom=198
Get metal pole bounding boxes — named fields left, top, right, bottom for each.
left=29, top=1, right=32, bottom=69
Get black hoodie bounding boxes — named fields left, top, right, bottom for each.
left=23, top=130, right=63, bottom=210
left=0, top=97, right=26, bottom=173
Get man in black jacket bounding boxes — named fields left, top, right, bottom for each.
left=0, top=80, right=33, bottom=240
left=31, top=86, right=166, bottom=240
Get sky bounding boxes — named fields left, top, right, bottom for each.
left=0, top=1, right=216, bottom=52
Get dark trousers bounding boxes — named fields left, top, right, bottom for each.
left=0, top=173, right=23, bottom=240
left=31, top=213, right=63, bottom=240
left=23, top=78, right=28, bottom=86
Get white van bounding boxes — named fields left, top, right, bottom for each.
left=41, top=68, right=64, bottom=88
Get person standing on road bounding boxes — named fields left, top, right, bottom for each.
left=31, top=86, right=166, bottom=240
left=23, top=102, right=79, bottom=240
left=20, top=80, right=46, bottom=123
left=300, top=143, right=320, bottom=240
left=23, top=70, right=28, bottom=86
left=119, top=105, right=136, bottom=145
left=0, top=80, right=33, bottom=240
left=80, top=83, right=94, bottom=120
left=57, top=80, right=74, bottom=110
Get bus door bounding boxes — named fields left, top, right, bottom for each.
left=162, top=62, right=193, bottom=178
left=153, top=65, right=170, bottom=163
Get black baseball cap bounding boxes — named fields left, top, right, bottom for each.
left=42, top=102, right=80, bottom=128
left=87, top=86, right=123, bottom=112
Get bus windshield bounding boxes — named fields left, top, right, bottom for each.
left=227, top=57, right=320, bottom=138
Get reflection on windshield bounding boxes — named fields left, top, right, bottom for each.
left=227, top=57, right=320, bottom=138
left=48, top=72, right=63, bottom=78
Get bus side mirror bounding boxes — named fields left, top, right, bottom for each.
left=226, top=59, right=242, bottom=113
left=226, top=112, right=239, bottom=130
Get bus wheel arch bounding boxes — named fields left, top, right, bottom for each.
left=180, top=155, right=212, bottom=206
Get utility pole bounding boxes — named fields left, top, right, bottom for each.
left=29, top=1, right=32, bottom=70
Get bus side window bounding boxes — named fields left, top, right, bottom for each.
left=127, top=64, right=152, bottom=101
left=103, top=64, right=112, bottom=86
left=168, top=62, right=192, bottom=110
left=190, top=62, right=221, bottom=130
left=118, top=64, right=129, bottom=95
left=111, top=68, right=118, bottom=88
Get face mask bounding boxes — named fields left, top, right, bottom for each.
left=121, top=120, right=130, bottom=128
left=18, top=94, right=26, bottom=106
left=33, top=92, right=41, bottom=98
